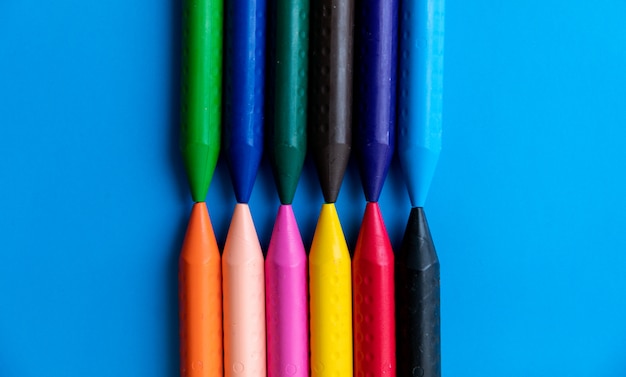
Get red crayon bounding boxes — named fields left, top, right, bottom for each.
left=353, top=202, right=395, bottom=376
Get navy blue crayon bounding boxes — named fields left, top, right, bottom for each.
left=352, top=2, right=399, bottom=375
left=223, top=0, right=267, bottom=203
left=354, top=0, right=399, bottom=202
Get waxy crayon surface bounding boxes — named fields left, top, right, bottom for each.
left=180, top=0, right=223, bottom=202
left=396, top=1, right=444, bottom=376
left=270, top=0, right=309, bottom=205
left=222, top=204, right=266, bottom=377
left=396, top=207, right=441, bottom=377
left=223, top=0, right=266, bottom=204
left=179, top=202, right=223, bottom=377
left=308, top=0, right=354, bottom=203
left=354, top=0, right=398, bottom=202
left=8, top=1, right=626, bottom=376
left=353, top=202, right=395, bottom=376
left=265, top=205, right=308, bottom=377
left=309, top=203, right=353, bottom=376
left=397, top=0, right=445, bottom=207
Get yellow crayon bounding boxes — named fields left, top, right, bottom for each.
left=309, top=203, right=353, bottom=377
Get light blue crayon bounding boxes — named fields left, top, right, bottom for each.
left=397, top=0, right=445, bottom=207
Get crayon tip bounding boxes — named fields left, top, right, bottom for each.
left=399, top=146, right=440, bottom=207
left=272, top=144, right=305, bottom=205
left=356, top=202, right=394, bottom=261
left=181, top=202, right=219, bottom=262
left=358, top=142, right=394, bottom=202
left=312, top=143, right=351, bottom=203
left=402, top=207, right=438, bottom=270
left=182, top=143, right=219, bottom=203
left=224, top=203, right=261, bottom=259
left=225, top=143, right=262, bottom=203
left=311, top=203, right=349, bottom=258
left=267, top=205, right=306, bottom=266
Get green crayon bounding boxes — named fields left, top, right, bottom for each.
left=270, top=0, right=309, bottom=204
left=180, top=0, right=223, bottom=202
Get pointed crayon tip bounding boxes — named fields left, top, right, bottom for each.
left=402, top=207, right=438, bottom=270
left=182, top=143, right=219, bottom=202
left=399, top=146, right=440, bottom=207
left=224, top=203, right=262, bottom=262
left=313, top=143, right=351, bottom=203
left=358, top=143, right=394, bottom=202
left=355, top=202, right=393, bottom=262
left=267, top=205, right=306, bottom=265
left=272, top=144, right=305, bottom=205
left=226, top=143, right=262, bottom=203
left=311, top=203, right=349, bottom=258
left=181, top=202, right=219, bottom=263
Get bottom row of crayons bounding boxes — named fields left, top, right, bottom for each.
left=180, top=201, right=439, bottom=377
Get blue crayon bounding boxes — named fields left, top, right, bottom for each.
left=223, top=0, right=267, bottom=203
left=397, top=0, right=445, bottom=207
left=354, top=0, right=399, bottom=203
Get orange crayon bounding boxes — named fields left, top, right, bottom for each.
left=179, top=202, right=223, bottom=377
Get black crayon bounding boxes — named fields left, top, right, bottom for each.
left=308, top=0, right=354, bottom=203
left=396, top=207, right=441, bottom=377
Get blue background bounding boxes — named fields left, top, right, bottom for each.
left=1, top=1, right=625, bottom=376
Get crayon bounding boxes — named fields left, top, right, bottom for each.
left=222, top=2, right=268, bottom=372
left=266, top=1, right=310, bottom=374
left=309, top=203, right=353, bottom=377
left=307, top=1, right=354, bottom=374
left=395, top=207, right=440, bottom=377
left=352, top=202, right=395, bottom=376
left=223, top=0, right=266, bottom=204
left=222, top=204, right=266, bottom=377
left=179, top=202, right=222, bottom=377
left=397, top=0, right=445, bottom=208
left=308, top=0, right=354, bottom=203
left=354, top=0, right=398, bottom=202
left=265, top=205, right=308, bottom=377
left=270, top=0, right=309, bottom=205
left=396, top=0, right=445, bottom=376
left=180, top=0, right=222, bottom=203
left=179, top=1, right=223, bottom=375
left=352, top=2, right=398, bottom=374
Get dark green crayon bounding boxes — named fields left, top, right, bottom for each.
left=270, top=0, right=309, bottom=205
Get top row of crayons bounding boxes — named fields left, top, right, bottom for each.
left=177, top=0, right=444, bottom=376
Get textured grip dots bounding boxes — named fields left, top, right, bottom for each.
left=296, top=8, right=308, bottom=119
left=398, top=5, right=411, bottom=132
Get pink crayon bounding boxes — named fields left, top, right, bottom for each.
left=265, top=205, right=309, bottom=377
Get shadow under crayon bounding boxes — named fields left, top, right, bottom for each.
left=164, top=211, right=188, bottom=376
left=165, top=0, right=183, bottom=374
left=168, top=0, right=188, bottom=205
